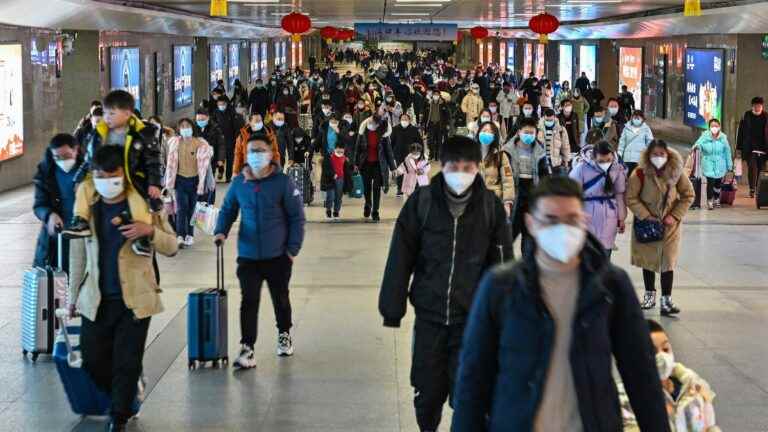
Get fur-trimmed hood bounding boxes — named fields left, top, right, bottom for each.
left=637, top=147, right=684, bottom=185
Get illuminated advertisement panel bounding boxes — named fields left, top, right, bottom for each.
left=173, top=45, right=193, bottom=110
left=209, top=44, right=224, bottom=91
left=110, top=47, right=141, bottom=112
left=0, top=44, right=23, bottom=162
left=684, top=48, right=724, bottom=128
left=619, top=47, right=643, bottom=110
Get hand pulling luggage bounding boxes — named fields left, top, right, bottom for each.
left=756, top=171, right=768, bottom=209
left=187, top=243, right=228, bottom=369
left=21, top=232, right=67, bottom=361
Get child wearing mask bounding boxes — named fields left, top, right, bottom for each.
left=321, top=143, right=353, bottom=219
left=618, top=110, right=654, bottom=176
left=395, top=142, right=430, bottom=197
left=538, top=108, right=572, bottom=175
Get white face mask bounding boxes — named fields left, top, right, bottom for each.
left=252, top=122, right=264, bottom=131
left=489, top=106, right=497, bottom=113
left=93, top=176, right=125, bottom=200
left=480, top=116, right=491, bottom=123
left=523, top=108, right=533, bottom=116
left=344, top=116, right=354, bottom=124
left=598, top=161, right=612, bottom=172
left=443, top=172, right=476, bottom=195
left=534, top=224, right=586, bottom=263
left=400, top=121, right=410, bottom=128
left=273, top=119, right=285, bottom=127
left=710, top=126, right=720, bottom=135
left=367, top=123, right=378, bottom=131
left=651, top=156, right=667, bottom=169
left=55, top=158, right=77, bottom=173
left=656, top=351, right=675, bottom=380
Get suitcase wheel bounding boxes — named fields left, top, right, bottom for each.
left=188, top=361, right=198, bottom=370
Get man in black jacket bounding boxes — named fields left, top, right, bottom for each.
left=390, top=113, right=422, bottom=196
left=451, top=176, right=669, bottom=432
left=585, top=81, right=605, bottom=129
left=379, top=136, right=513, bottom=432
left=736, top=96, right=768, bottom=197
left=212, top=96, right=244, bottom=182
left=248, top=79, right=269, bottom=118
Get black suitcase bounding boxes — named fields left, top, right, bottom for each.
left=756, top=171, right=768, bottom=209
left=287, top=163, right=314, bottom=206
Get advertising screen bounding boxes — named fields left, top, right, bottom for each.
left=110, top=47, right=141, bottom=112
left=524, top=43, right=533, bottom=77
left=228, top=43, right=240, bottom=87
left=281, top=41, right=287, bottom=66
left=260, top=42, right=268, bottom=79
left=173, top=45, right=193, bottom=110
left=506, top=40, right=515, bottom=70
left=274, top=41, right=280, bottom=67
left=619, top=47, right=643, bottom=110
left=0, top=44, right=24, bottom=162
left=209, top=44, right=224, bottom=91
left=684, top=48, right=724, bottom=128
left=250, top=42, right=259, bottom=83
left=559, top=44, right=573, bottom=84
left=536, top=44, right=545, bottom=78
left=579, top=45, right=597, bottom=83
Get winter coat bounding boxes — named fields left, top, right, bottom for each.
left=558, top=111, right=582, bottom=152
left=248, top=87, right=270, bottom=116
left=164, top=136, right=214, bottom=194
left=198, top=122, right=225, bottom=162
left=503, top=137, right=550, bottom=186
left=626, top=149, right=694, bottom=273
left=215, top=164, right=306, bottom=261
left=571, top=96, right=590, bottom=123
left=423, top=100, right=451, bottom=128
left=586, top=119, right=619, bottom=150
left=618, top=122, right=654, bottom=164
left=537, top=118, right=572, bottom=168
left=736, top=110, right=768, bottom=155
left=320, top=154, right=353, bottom=192
left=391, top=124, right=422, bottom=164
left=395, top=154, right=430, bottom=196
left=272, top=124, right=294, bottom=162
left=354, top=117, right=397, bottom=188
left=496, top=90, right=519, bottom=118
left=451, top=235, right=670, bottom=432
left=233, top=126, right=281, bottom=175
left=480, top=148, right=515, bottom=204
left=461, top=93, right=484, bottom=124
left=694, top=131, right=733, bottom=179
left=569, top=145, right=628, bottom=250
left=212, top=106, right=244, bottom=146
left=379, top=174, right=513, bottom=327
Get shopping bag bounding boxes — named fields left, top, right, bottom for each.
left=191, top=202, right=219, bottom=235
left=161, top=188, right=176, bottom=216
left=349, top=173, right=364, bottom=199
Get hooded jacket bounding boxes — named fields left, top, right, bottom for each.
left=694, top=130, right=733, bottom=179
left=537, top=118, right=571, bottom=168
left=379, top=174, right=513, bottom=327
left=618, top=122, right=654, bottom=164
left=451, top=235, right=671, bottom=432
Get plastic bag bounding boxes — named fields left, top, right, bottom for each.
left=191, top=202, right=219, bottom=235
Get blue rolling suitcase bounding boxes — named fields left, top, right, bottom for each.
left=187, top=244, right=228, bottom=369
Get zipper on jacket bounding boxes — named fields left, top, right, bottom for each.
left=446, top=218, right=459, bottom=325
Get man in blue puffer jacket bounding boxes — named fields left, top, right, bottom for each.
left=215, top=133, right=306, bottom=369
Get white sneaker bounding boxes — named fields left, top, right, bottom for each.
left=277, top=332, right=294, bottom=357
left=184, top=235, right=194, bottom=247
left=233, top=345, right=257, bottom=369
left=136, top=375, right=146, bottom=403
left=177, top=236, right=185, bottom=247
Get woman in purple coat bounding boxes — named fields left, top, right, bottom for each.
left=570, top=140, right=628, bottom=259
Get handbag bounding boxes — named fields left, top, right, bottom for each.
left=633, top=170, right=668, bottom=244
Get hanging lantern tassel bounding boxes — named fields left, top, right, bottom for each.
left=539, top=34, right=549, bottom=44
left=210, top=0, right=227, bottom=16
left=684, top=0, right=702, bottom=16
left=291, top=34, right=301, bottom=43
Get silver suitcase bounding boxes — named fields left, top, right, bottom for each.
left=21, top=233, right=67, bottom=361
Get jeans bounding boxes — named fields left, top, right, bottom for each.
left=174, top=175, right=199, bottom=238
left=411, top=318, right=464, bottom=432
left=325, top=178, right=344, bottom=213
left=362, top=161, right=383, bottom=213
left=236, top=255, right=294, bottom=347
left=747, top=151, right=768, bottom=192
left=706, top=176, right=723, bottom=201
left=643, top=269, right=674, bottom=296
left=81, top=299, right=149, bottom=422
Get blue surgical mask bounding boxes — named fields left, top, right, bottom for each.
left=631, top=118, right=643, bottom=127
left=196, top=120, right=209, bottom=128
left=593, top=116, right=605, bottom=125
left=179, top=128, right=193, bottom=138
left=478, top=132, right=495, bottom=146
left=520, top=133, right=536, bottom=145
left=218, top=105, right=227, bottom=112
left=247, top=152, right=271, bottom=171
left=544, top=120, right=556, bottom=128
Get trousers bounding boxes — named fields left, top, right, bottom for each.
left=236, top=255, right=294, bottom=346
left=362, top=161, right=383, bottom=213
left=174, top=175, right=199, bottom=238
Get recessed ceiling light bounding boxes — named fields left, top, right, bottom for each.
left=390, top=12, right=432, bottom=15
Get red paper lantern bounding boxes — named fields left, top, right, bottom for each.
left=528, top=12, right=560, bottom=44
left=337, top=28, right=355, bottom=41
left=320, top=26, right=339, bottom=43
left=470, top=26, right=489, bottom=41
left=281, top=12, right=311, bottom=42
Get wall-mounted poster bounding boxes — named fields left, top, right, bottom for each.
left=260, top=42, right=268, bottom=80
left=228, top=43, right=240, bottom=87
left=536, top=44, right=545, bottom=78
left=559, top=44, right=573, bottom=84
left=281, top=40, right=287, bottom=67
left=684, top=48, right=724, bottom=128
left=173, top=45, right=193, bottom=110
left=506, top=40, right=515, bottom=71
left=0, top=44, right=24, bottom=162
left=110, top=47, right=141, bottom=112
left=524, top=43, right=533, bottom=77
left=250, top=42, right=259, bottom=83
left=209, top=44, right=224, bottom=91
left=619, top=47, right=643, bottom=110
left=579, top=45, right=597, bottom=83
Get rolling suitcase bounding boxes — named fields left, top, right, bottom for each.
left=21, top=233, right=67, bottom=361
left=187, top=243, right=228, bottom=369
left=53, top=310, right=140, bottom=416
left=719, top=172, right=736, bottom=206
left=756, top=171, right=768, bottom=209
left=299, top=113, right=313, bottom=137
left=287, top=163, right=314, bottom=206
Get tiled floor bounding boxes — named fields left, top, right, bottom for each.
left=0, top=178, right=766, bottom=431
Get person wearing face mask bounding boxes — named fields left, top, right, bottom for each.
left=556, top=80, right=573, bottom=108
left=452, top=176, right=670, bottom=432
left=320, top=143, right=353, bottom=219
left=424, top=90, right=451, bottom=161
left=318, top=114, right=342, bottom=157
left=211, top=96, right=244, bottom=182
left=354, top=115, right=396, bottom=221
left=394, top=142, right=430, bottom=197
left=164, top=118, right=214, bottom=248
left=538, top=108, right=572, bottom=174
left=194, top=109, right=226, bottom=182
left=618, top=85, right=636, bottom=120
left=276, top=86, right=299, bottom=129
left=270, top=111, right=293, bottom=163
left=288, top=127, right=311, bottom=166
left=312, top=101, right=334, bottom=145
left=248, top=79, right=269, bottom=119
left=215, top=134, right=306, bottom=369
left=496, top=83, right=519, bottom=134
left=33, top=134, right=84, bottom=273
left=607, top=97, right=628, bottom=138
left=618, top=320, right=720, bottom=432
left=626, top=140, right=694, bottom=315
left=558, top=99, right=582, bottom=153
left=68, top=145, right=178, bottom=431
left=380, top=135, right=512, bottom=432
left=693, top=118, right=733, bottom=210
left=569, top=141, right=627, bottom=259
left=584, top=81, right=605, bottom=129
left=74, top=102, right=103, bottom=147
left=461, top=84, right=484, bottom=126
left=390, top=113, right=422, bottom=197
left=585, top=106, right=619, bottom=150
left=617, top=110, right=654, bottom=177
left=233, top=113, right=280, bottom=177
left=477, top=122, right=515, bottom=217
left=511, top=102, right=539, bottom=137
left=736, top=96, right=768, bottom=198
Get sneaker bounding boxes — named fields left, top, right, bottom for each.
left=177, top=236, right=185, bottom=247
left=333, top=211, right=340, bottom=219
left=184, top=235, right=194, bottom=247
left=106, top=418, right=127, bottom=432
left=277, top=332, right=294, bottom=357
left=660, top=296, right=681, bottom=316
left=363, top=205, right=371, bottom=218
left=371, top=212, right=380, bottom=222
left=640, top=291, right=657, bottom=310
left=61, top=217, right=92, bottom=239
left=714, top=198, right=721, bottom=208
left=131, top=238, right=152, bottom=257
left=233, top=344, right=257, bottom=369
left=326, top=209, right=332, bottom=219
left=707, top=200, right=714, bottom=210
left=750, top=189, right=756, bottom=198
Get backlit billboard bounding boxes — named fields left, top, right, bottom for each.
left=619, top=47, right=643, bottom=110
left=110, top=47, right=141, bottom=112
left=579, top=45, right=597, bottom=83
left=228, top=43, right=240, bottom=87
left=0, top=44, right=23, bottom=162
left=173, top=45, right=193, bottom=110
left=684, top=48, right=724, bottom=128
left=209, top=44, right=224, bottom=91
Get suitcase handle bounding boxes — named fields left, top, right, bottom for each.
left=216, top=243, right=225, bottom=292
left=54, top=309, right=82, bottom=368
